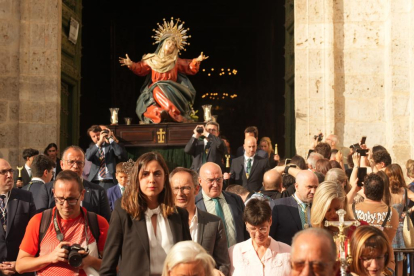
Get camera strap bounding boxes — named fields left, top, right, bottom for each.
left=53, top=208, right=90, bottom=250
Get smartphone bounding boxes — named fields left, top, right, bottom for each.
left=357, top=167, right=367, bottom=187
left=361, top=136, right=367, bottom=145
left=285, top=158, right=291, bottom=166
left=357, top=149, right=369, bottom=157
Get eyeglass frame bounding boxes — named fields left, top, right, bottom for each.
left=172, top=186, right=193, bottom=194
left=0, top=169, right=13, bottom=175
left=290, top=260, right=335, bottom=274
left=245, top=224, right=269, bottom=235
left=54, top=194, right=82, bottom=206
left=62, top=159, right=85, bottom=167
left=202, top=177, right=223, bottom=185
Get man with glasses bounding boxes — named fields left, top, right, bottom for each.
left=170, top=167, right=230, bottom=276
left=0, top=158, right=36, bottom=276
left=195, top=162, right=248, bottom=248
left=290, top=228, right=339, bottom=276
left=185, top=121, right=227, bottom=173
left=38, top=146, right=111, bottom=222
left=16, top=170, right=109, bottom=275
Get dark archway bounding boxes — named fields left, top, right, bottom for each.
left=80, top=0, right=287, bottom=158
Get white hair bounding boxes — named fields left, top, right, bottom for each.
left=307, top=152, right=324, bottom=169
left=161, top=241, right=215, bottom=276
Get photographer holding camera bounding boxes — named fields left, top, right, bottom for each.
left=184, top=121, right=227, bottom=173
left=16, top=170, right=109, bottom=276
left=85, top=125, right=127, bottom=191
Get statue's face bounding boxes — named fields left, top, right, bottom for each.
left=163, top=39, right=177, bottom=55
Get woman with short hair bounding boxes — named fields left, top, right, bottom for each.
left=162, top=241, right=215, bottom=276
left=228, top=198, right=291, bottom=276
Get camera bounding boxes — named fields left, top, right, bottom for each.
left=62, top=244, right=85, bottom=268
left=102, top=129, right=109, bottom=134
left=314, top=134, right=323, bottom=142
left=196, top=127, right=204, bottom=134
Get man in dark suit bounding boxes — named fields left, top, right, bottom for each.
left=106, top=162, right=127, bottom=212
left=195, top=162, right=248, bottom=248
left=184, top=122, right=227, bottom=173
left=15, top=148, right=39, bottom=188
left=224, top=136, right=270, bottom=192
left=170, top=167, right=229, bottom=276
left=235, top=126, right=268, bottom=158
left=269, top=170, right=319, bottom=245
left=37, top=146, right=111, bottom=222
left=0, top=158, right=36, bottom=275
left=23, top=155, right=55, bottom=211
left=86, top=125, right=127, bottom=190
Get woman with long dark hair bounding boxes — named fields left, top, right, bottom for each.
left=100, top=152, right=191, bottom=276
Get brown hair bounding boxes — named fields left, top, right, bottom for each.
left=350, top=225, right=392, bottom=276
left=315, top=159, right=332, bottom=176
left=169, top=167, right=199, bottom=188
left=121, top=152, right=175, bottom=220
left=376, top=171, right=391, bottom=206
left=87, top=125, right=102, bottom=136
left=385, top=164, right=407, bottom=194
left=244, top=126, right=258, bottom=138
left=243, top=198, right=271, bottom=226
left=407, top=159, right=414, bottom=178
left=116, top=162, right=126, bottom=173
left=54, top=170, right=84, bottom=192
left=314, top=142, right=331, bottom=159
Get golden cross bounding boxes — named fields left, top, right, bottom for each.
left=157, top=128, right=166, bottom=144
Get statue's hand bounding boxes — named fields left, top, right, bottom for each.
left=196, top=52, right=209, bottom=62
left=119, top=54, right=133, bottom=67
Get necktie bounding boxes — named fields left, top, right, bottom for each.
left=246, top=158, right=252, bottom=179
left=212, top=198, right=229, bottom=247
left=202, top=141, right=211, bottom=164
left=120, top=186, right=125, bottom=195
left=99, top=147, right=106, bottom=178
left=0, top=195, right=7, bottom=232
left=298, top=202, right=309, bottom=229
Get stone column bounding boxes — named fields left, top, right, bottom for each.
left=295, top=0, right=414, bottom=167
left=0, top=0, right=61, bottom=167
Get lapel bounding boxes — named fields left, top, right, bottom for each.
left=196, top=208, right=205, bottom=244
left=6, top=189, right=18, bottom=237
left=195, top=193, right=206, bottom=212
left=240, top=158, right=248, bottom=183
left=115, top=186, right=122, bottom=199
left=287, top=197, right=303, bottom=230
left=167, top=211, right=181, bottom=244
left=250, top=155, right=259, bottom=175
left=83, top=184, right=92, bottom=207
left=132, top=217, right=150, bottom=258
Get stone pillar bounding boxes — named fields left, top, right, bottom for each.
left=295, top=0, right=414, bottom=167
left=0, top=0, right=61, bottom=167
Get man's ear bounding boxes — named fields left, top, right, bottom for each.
left=194, top=184, right=200, bottom=195
left=43, top=169, right=49, bottom=178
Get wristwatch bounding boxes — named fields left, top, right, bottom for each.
left=284, top=166, right=290, bottom=175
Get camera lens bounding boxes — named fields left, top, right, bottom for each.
left=196, top=127, right=203, bottom=134
left=67, top=245, right=83, bottom=268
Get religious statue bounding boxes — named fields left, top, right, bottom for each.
left=119, top=18, right=208, bottom=124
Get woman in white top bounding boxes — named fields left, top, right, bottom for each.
left=100, top=152, right=191, bottom=276
left=228, top=198, right=291, bottom=276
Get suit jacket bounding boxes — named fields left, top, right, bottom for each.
left=184, top=134, right=227, bottom=172
left=195, top=191, right=248, bottom=244
left=85, top=142, right=126, bottom=185
left=14, top=167, right=31, bottom=188
left=107, top=184, right=122, bottom=212
left=53, top=158, right=62, bottom=180
left=23, top=180, right=45, bottom=211
left=229, top=155, right=270, bottom=192
left=37, top=180, right=111, bottom=222
left=196, top=208, right=230, bottom=276
left=269, top=196, right=302, bottom=245
left=100, top=201, right=191, bottom=276
left=0, top=188, right=36, bottom=275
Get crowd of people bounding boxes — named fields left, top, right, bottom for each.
left=0, top=122, right=413, bottom=276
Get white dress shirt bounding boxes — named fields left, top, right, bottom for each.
left=189, top=208, right=199, bottom=242
left=145, top=206, right=174, bottom=275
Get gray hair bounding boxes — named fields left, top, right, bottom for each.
left=169, top=167, right=199, bottom=188
left=161, top=241, right=215, bottom=276
left=62, top=145, right=85, bottom=159
left=291, top=228, right=337, bottom=261
left=307, top=152, right=324, bottom=169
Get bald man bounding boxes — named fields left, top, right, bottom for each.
left=269, top=170, right=319, bottom=245
left=195, top=162, right=248, bottom=247
left=224, top=136, right=270, bottom=193
left=290, top=228, right=340, bottom=276
left=259, top=169, right=295, bottom=200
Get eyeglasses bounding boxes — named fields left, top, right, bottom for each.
left=360, top=255, right=387, bottom=264
left=172, top=186, right=192, bottom=194
left=63, top=160, right=85, bottom=167
left=0, top=169, right=13, bottom=175
left=206, top=128, right=218, bottom=133
left=54, top=195, right=81, bottom=205
left=291, top=261, right=333, bottom=274
left=203, top=177, right=223, bottom=184
left=246, top=225, right=269, bottom=235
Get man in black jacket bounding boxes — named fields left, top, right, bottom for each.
left=37, top=146, right=111, bottom=222
left=184, top=121, right=227, bottom=173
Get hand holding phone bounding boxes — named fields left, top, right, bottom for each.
left=357, top=167, right=367, bottom=187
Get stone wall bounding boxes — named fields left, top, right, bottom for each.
left=0, top=0, right=61, bottom=167
left=295, top=0, right=414, bottom=168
